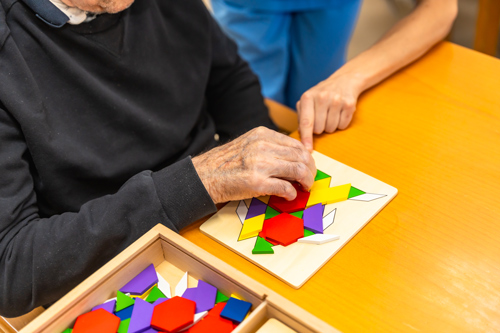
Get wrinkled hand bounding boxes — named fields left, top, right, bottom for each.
left=192, top=127, right=316, bottom=204
left=297, top=72, right=363, bottom=151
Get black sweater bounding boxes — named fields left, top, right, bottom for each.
left=0, top=0, right=274, bottom=316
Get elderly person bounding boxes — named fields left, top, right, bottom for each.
left=0, top=0, right=316, bottom=316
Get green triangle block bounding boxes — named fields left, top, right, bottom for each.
left=116, top=291, right=135, bottom=312
left=314, top=170, right=330, bottom=181
left=252, top=236, right=274, bottom=254
left=290, top=210, right=304, bottom=219
left=145, top=286, right=165, bottom=303
left=215, top=290, right=230, bottom=304
left=61, top=329, right=72, bottom=333
left=118, top=318, right=130, bottom=333
left=304, top=229, right=315, bottom=237
left=264, top=205, right=280, bottom=220
left=348, top=186, right=366, bottom=199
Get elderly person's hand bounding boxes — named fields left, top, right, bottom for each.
left=192, top=127, right=316, bottom=203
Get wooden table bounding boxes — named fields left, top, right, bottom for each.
left=182, top=42, right=500, bottom=332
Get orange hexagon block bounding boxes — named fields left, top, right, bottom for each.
left=73, top=308, right=120, bottom=333
left=261, top=213, right=304, bottom=246
left=151, top=296, right=196, bottom=332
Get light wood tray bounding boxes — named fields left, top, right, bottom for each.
left=1, top=224, right=338, bottom=333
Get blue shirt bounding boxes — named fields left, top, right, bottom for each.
left=224, top=0, right=348, bottom=12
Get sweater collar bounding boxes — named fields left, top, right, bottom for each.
left=22, top=0, right=96, bottom=27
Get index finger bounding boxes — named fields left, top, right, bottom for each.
left=297, top=94, right=315, bottom=152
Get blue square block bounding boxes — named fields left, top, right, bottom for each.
left=115, top=304, right=134, bottom=320
left=220, top=297, right=252, bottom=323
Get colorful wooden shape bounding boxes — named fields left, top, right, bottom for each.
left=187, top=303, right=233, bottom=333
left=347, top=186, right=365, bottom=199
left=152, top=298, right=169, bottom=307
left=314, top=170, right=330, bottom=181
left=252, top=236, right=274, bottom=254
left=116, top=304, right=134, bottom=321
left=310, top=177, right=331, bottom=192
left=151, top=296, right=196, bottom=332
left=62, top=329, right=73, bottom=333
left=268, top=183, right=310, bottom=213
left=238, top=214, right=265, bottom=241
left=116, top=291, right=135, bottom=312
left=258, top=229, right=280, bottom=246
left=175, top=271, right=188, bottom=297
left=264, top=205, right=280, bottom=220
left=73, top=309, right=120, bottom=333
left=246, top=198, right=268, bottom=219
left=348, top=193, right=386, bottom=201
left=120, top=264, right=158, bottom=296
left=297, top=234, right=340, bottom=244
left=303, top=203, right=324, bottom=234
left=215, top=291, right=229, bottom=304
left=128, top=298, right=154, bottom=333
left=262, top=213, right=304, bottom=246
left=322, top=208, right=336, bottom=231
left=230, top=293, right=242, bottom=300
left=157, top=272, right=171, bottom=298
left=181, top=287, right=198, bottom=303
left=289, top=210, right=303, bottom=219
left=220, top=297, right=252, bottom=323
left=146, top=286, right=166, bottom=303
left=236, top=200, right=248, bottom=224
left=92, top=299, right=116, bottom=313
left=131, top=284, right=157, bottom=299
left=117, top=318, right=130, bottom=333
left=195, top=280, right=217, bottom=313
left=306, top=183, right=351, bottom=208
left=208, top=302, right=227, bottom=316
left=181, top=311, right=208, bottom=331
left=141, top=328, right=159, bottom=333
left=303, top=229, right=315, bottom=237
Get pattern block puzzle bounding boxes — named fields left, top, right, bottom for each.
left=200, top=150, right=398, bottom=288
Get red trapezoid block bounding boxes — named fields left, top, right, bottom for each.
left=268, top=183, right=310, bottom=213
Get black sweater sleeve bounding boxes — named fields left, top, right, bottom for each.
left=0, top=108, right=216, bottom=317
left=205, top=14, right=277, bottom=143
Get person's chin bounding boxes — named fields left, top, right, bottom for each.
left=105, top=0, right=135, bottom=14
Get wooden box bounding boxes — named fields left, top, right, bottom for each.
left=1, top=224, right=338, bottom=333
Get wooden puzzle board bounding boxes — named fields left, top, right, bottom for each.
left=200, top=151, right=398, bottom=288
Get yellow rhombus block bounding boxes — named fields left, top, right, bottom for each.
left=307, top=183, right=351, bottom=208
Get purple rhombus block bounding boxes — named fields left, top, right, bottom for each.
left=303, top=203, right=324, bottom=234
left=119, top=264, right=158, bottom=295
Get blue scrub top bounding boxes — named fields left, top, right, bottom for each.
left=224, top=0, right=348, bottom=12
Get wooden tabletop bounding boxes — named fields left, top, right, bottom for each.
left=181, top=42, right=500, bottom=332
